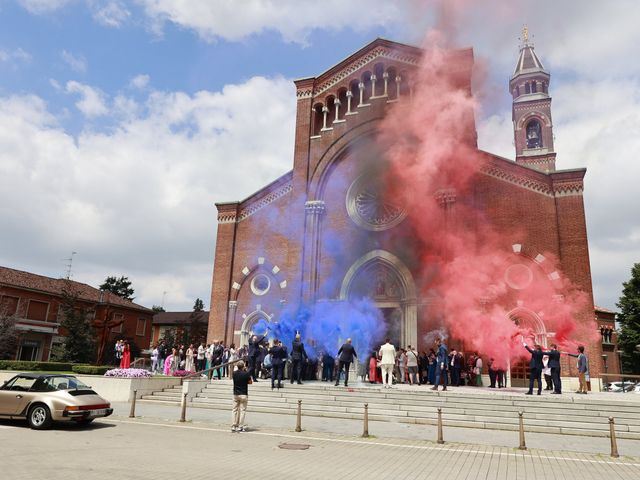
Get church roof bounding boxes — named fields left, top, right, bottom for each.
left=0, top=265, right=152, bottom=312
left=512, top=43, right=548, bottom=79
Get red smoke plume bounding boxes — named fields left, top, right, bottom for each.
left=378, top=2, right=596, bottom=367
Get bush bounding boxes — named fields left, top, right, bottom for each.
left=104, top=368, right=152, bottom=378
left=0, top=360, right=74, bottom=371
left=72, top=365, right=112, bottom=375
left=172, top=370, right=193, bottom=377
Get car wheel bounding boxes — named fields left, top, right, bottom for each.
left=27, top=404, right=52, bottom=430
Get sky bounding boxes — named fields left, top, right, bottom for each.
left=0, top=0, right=638, bottom=312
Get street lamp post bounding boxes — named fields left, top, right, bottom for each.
left=601, top=354, right=608, bottom=390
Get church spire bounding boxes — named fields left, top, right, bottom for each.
left=510, top=27, right=556, bottom=172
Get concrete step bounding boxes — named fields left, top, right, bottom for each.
left=194, top=390, right=640, bottom=422
left=137, top=398, right=640, bottom=440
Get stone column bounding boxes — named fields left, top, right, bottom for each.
left=321, top=106, right=329, bottom=130
left=396, top=76, right=402, bottom=98
left=346, top=91, right=354, bottom=114
left=301, top=200, right=326, bottom=303
left=334, top=99, right=341, bottom=122
left=358, top=82, right=365, bottom=106
left=227, top=300, right=238, bottom=345
left=382, top=72, right=389, bottom=97
left=371, top=74, right=377, bottom=98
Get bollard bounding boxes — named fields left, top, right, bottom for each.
left=362, top=403, right=369, bottom=438
left=518, top=411, right=527, bottom=450
left=295, top=400, right=302, bottom=432
left=129, top=390, right=137, bottom=418
left=609, top=417, right=619, bottom=458
left=180, top=393, right=187, bottom=423
left=437, top=408, right=444, bottom=444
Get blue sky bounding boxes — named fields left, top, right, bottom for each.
left=1, top=0, right=639, bottom=312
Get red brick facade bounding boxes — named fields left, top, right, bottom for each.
left=208, top=39, right=608, bottom=378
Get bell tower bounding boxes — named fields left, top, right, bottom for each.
left=510, top=27, right=556, bottom=172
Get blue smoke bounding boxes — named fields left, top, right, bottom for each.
left=252, top=297, right=386, bottom=360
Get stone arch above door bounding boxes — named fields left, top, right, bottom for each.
left=339, top=249, right=417, bottom=347
left=507, top=306, right=548, bottom=348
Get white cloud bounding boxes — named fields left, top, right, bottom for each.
left=0, top=47, right=32, bottom=64
left=65, top=81, right=109, bottom=117
left=92, top=1, right=131, bottom=28
left=61, top=50, right=88, bottom=73
left=18, top=0, right=71, bottom=14
left=137, top=0, right=415, bottom=44
left=0, top=77, right=295, bottom=309
left=129, top=74, right=150, bottom=89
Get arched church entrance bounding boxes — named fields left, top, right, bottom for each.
left=340, top=250, right=417, bottom=349
left=239, top=311, right=271, bottom=347
left=507, top=307, right=548, bottom=387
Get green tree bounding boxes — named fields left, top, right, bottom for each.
left=616, top=263, right=640, bottom=374
left=152, top=305, right=165, bottom=313
left=161, top=327, right=176, bottom=348
left=100, top=275, right=135, bottom=300
left=0, top=314, right=20, bottom=360
left=193, top=298, right=205, bottom=312
left=59, top=285, right=96, bottom=363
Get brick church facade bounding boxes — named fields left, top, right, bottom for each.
left=208, top=38, right=609, bottom=381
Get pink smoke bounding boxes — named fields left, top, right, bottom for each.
left=377, top=2, right=596, bottom=368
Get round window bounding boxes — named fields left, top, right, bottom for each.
left=250, top=274, right=271, bottom=296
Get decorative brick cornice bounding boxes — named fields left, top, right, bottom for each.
left=480, top=162, right=584, bottom=198
left=480, top=164, right=553, bottom=196
left=552, top=181, right=584, bottom=197
left=217, top=181, right=293, bottom=224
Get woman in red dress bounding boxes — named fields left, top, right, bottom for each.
left=368, top=352, right=379, bottom=383
left=120, top=342, right=131, bottom=369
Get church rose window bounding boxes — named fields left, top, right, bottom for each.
left=346, top=173, right=406, bottom=231
left=250, top=273, right=271, bottom=296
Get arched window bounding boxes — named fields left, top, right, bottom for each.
left=337, top=88, right=348, bottom=120
left=361, top=71, right=372, bottom=103
left=525, top=82, right=531, bottom=94
left=399, top=71, right=410, bottom=97
left=542, top=82, right=547, bottom=93
left=387, top=67, right=398, bottom=100
left=326, top=95, right=336, bottom=128
left=515, top=85, right=520, bottom=97
left=531, top=81, right=537, bottom=93
left=526, top=119, right=542, bottom=148
left=312, top=103, right=323, bottom=136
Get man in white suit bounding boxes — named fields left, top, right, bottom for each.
left=378, top=338, right=397, bottom=388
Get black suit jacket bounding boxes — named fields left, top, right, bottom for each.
left=248, top=335, right=266, bottom=357
left=291, top=341, right=307, bottom=361
left=525, top=346, right=544, bottom=370
left=269, top=345, right=287, bottom=366
left=544, top=349, right=561, bottom=369
left=337, top=343, right=357, bottom=363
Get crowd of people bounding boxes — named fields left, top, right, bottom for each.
left=147, top=340, right=245, bottom=377
left=141, top=334, right=589, bottom=398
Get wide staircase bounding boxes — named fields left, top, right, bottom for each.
left=140, top=381, right=640, bottom=440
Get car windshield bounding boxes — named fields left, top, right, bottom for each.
left=42, top=376, right=91, bottom=391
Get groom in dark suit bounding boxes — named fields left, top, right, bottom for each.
left=523, top=342, right=544, bottom=395
left=335, top=338, right=357, bottom=387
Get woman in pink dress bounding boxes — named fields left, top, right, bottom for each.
left=163, top=349, right=175, bottom=375
left=120, top=342, right=131, bottom=369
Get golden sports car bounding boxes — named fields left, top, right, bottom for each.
left=0, top=373, right=113, bottom=429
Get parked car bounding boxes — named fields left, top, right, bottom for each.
left=0, top=373, right=113, bottom=429
left=606, top=381, right=637, bottom=393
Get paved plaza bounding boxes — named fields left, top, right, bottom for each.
left=1, top=399, right=638, bottom=479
